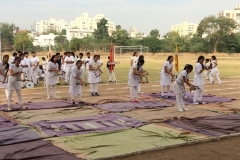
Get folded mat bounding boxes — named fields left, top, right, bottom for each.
left=6, top=106, right=104, bottom=124
left=0, top=125, right=41, bottom=145
left=32, top=113, right=145, bottom=137
left=145, top=92, right=234, bottom=104
left=0, top=140, right=80, bottom=160
left=0, top=115, right=16, bottom=127
left=165, top=114, right=240, bottom=137
left=122, top=106, right=222, bottom=123
left=94, top=101, right=173, bottom=113
left=49, top=124, right=206, bottom=160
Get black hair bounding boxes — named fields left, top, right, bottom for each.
left=167, top=55, right=173, bottom=61
left=212, top=55, right=217, bottom=61
left=13, top=52, right=17, bottom=56
left=108, top=56, right=110, bottom=59
left=133, top=52, right=137, bottom=56
left=24, top=52, right=28, bottom=55
left=197, top=56, right=205, bottom=69
left=17, top=51, right=22, bottom=54
left=76, top=60, right=83, bottom=65
left=31, top=51, right=36, bottom=54
left=183, top=64, right=193, bottom=70
left=39, top=65, right=43, bottom=70
left=42, top=57, right=46, bottom=60
left=98, top=55, right=101, bottom=58
left=3, top=55, right=9, bottom=70
left=19, top=53, right=24, bottom=57
left=56, top=53, right=60, bottom=56
left=79, top=53, right=83, bottom=56
left=93, top=55, right=98, bottom=58
left=137, top=59, right=145, bottom=71
left=14, top=57, right=21, bottom=63
left=64, top=52, right=67, bottom=55
left=49, top=55, right=56, bottom=62
left=71, top=52, right=75, bottom=57
left=138, top=55, right=144, bottom=60
left=87, top=52, right=90, bottom=55
left=205, top=58, right=210, bottom=62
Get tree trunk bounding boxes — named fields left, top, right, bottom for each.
left=213, top=42, right=218, bottom=53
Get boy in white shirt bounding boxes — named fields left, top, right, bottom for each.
left=64, top=52, right=74, bottom=85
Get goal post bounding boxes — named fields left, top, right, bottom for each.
left=114, top=45, right=149, bottom=61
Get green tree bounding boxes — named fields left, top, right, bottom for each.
left=0, top=23, right=18, bottom=51
left=14, top=32, right=33, bottom=51
left=93, top=18, right=110, bottom=40
left=149, top=29, right=160, bottom=38
left=161, top=31, right=181, bottom=52
left=43, top=29, right=59, bottom=35
left=116, top=25, right=121, bottom=30
left=218, top=33, right=239, bottom=53
left=112, top=28, right=130, bottom=46
left=54, top=35, right=68, bottom=51
left=61, top=29, right=66, bottom=35
left=69, top=38, right=83, bottom=51
left=197, top=15, right=237, bottom=53
left=137, top=37, right=162, bottom=53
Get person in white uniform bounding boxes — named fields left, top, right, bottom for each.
left=41, top=57, right=47, bottom=72
left=0, top=55, right=10, bottom=101
left=98, top=55, right=103, bottom=82
left=45, top=55, right=59, bottom=100
left=69, top=60, right=84, bottom=105
left=193, top=56, right=206, bottom=105
left=64, top=52, right=74, bottom=85
left=203, top=59, right=212, bottom=80
left=89, top=55, right=101, bottom=96
left=160, top=56, right=174, bottom=99
left=10, top=52, right=17, bottom=64
left=128, top=52, right=139, bottom=92
left=21, top=52, right=31, bottom=81
left=77, top=53, right=85, bottom=71
left=7, top=57, right=27, bottom=111
left=174, top=64, right=194, bottom=111
left=30, top=51, right=40, bottom=85
left=85, top=52, right=92, bottom=83
left=129, top=59, right=145, bottom=102
left=209, top=55, right=222, bottom=86
left=107, top=56, right=116, bottom=82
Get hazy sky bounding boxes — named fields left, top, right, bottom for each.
left=1, top=0, right=240, bottom=36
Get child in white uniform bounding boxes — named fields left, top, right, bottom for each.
left=45, top=55, right=59, bottom=100
left=209, top=55, right=221, bottom=86
left=160, top=56, right=174, bottom=99
left=89, top=55, right=101, bottom=96
left=107, top=56, right=116, bottom=82
left=30, top=51, right=40, bottom=85
left=98, top=55, right=103, bottom=82
left=41, top=57, right=47, bottom=72
left=64, top=52, right=74, bottom=85
left=8, top=57, right=26, bottom=111
left=0, top=55, right=10, bottom=100
left=174, top=64, right=194, bottom=111
left=69, top=60, right=84, bottom=104
left=193, top=56, right=206, bottom=104
left=128, top=52, right=139, bottom=91
left=129, top=59, right=145, bottom=102
left=10, top=52, right=17, bottom=64
left=85, top=52, right=92, bottom=83
left=203, top=59, right=211, bottom=80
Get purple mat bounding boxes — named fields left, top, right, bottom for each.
left=0, top=101, right=75, bottom=111
left=0, top=140, right=80, bottom=160
left=146, top=92, right=233, bottom=104
left=94, top=101, right=173, bottom=112
left=165, top=114, right=240, bottom=137
left=32, top=113, right=145, bottom=136
left=0, top=116, right=16, bottom=127
left=0, top=125, right=41, bottom=145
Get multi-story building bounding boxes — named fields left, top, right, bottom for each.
left=35, top=18, right=70, bottom=34
left=129, top=27, right=138, bottom=38
left=70, top=13, right=115, bottom=35
left=66, top=29, right=94, bottom=41
left=218, top=4, right=240, bottom=32
left=171, top=20, right=198, bottom=37
left=32, top=33, right=58, bottom=47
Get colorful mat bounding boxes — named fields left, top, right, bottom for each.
left=165, top=114, right=240, bottom=137
left=0, top=140, right=80, bottom=160
left=94, top=101, right=173, bottom=112
left=32, top=113, right=145, bottom=136
left=49, top=124, right=206, bottom=159
left=0, top=116, right=16, bottom=127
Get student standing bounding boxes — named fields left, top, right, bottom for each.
left=98, top=55, right=103, bottom=82
left=209, top=55, right=222, bottom=86
left=22, top=52, right=31, bottom=80
left=41, top=57, right=47, bottom=72
left=193, top=56, right=206, bottom=105
left=88, top=55, right=101, bottom=96
left=69, top=60, right=84, bottom=104
left=129, top=59, right=145, bottom=102
left=45, top=55, right=59, bottom=100
left=30, top=51, right=40, bottom=85
left=203, top=59, right=211, bottom=80
left=7, top=57, right=26, bottom=111
left=85, top=52, right=92, bottom=83
left=64, top=52, right=74, bottom=85
left=174, top=64, right=194, bottom=111
left=160, top=56, right=174, bottom=99
left=0, top=55, right=10, bottom=100
left=107, top=56, right=116, bottom=82
left=10, top=52, right=17, bottom=64
left=55, top=53, right=62, bottom=85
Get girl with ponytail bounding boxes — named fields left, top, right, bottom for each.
left=209, top=55, right=221, bottom=85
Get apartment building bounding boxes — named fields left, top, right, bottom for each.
left=35, top=18, right=70, bottom=33
left=171, top=20, right=198, bottom=37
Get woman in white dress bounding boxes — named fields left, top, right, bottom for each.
left=69, top=60, right=84, bottom=105
left=160, top=56, right=174, bottom=99
left=45, top=55, right=59, bottom=100
left=41, top=57, right=47, bottom=72
left=30, top=51, right=40, bottom=85
left=0, top=55, right=10, bottom=101
left=8, top=57, right=27, bottom=111
left=174, top=64, right=194, bottom=111
left=193, top=56, right=206, bottom=105
left=203, top=58, right=211, bottom=80
left=129, top=59, right=145, bottom=102
left=128, top=52, right=139, bottom=91
left=209, top=55, right=221, bottom=86
left=89, top=55, right=101, bottom=96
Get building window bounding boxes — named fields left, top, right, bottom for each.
left=226, top=13, right=230, bottom=17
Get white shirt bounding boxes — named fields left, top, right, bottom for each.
left=9, top=64, right=23, bottom=78
left=194, top=63, right=203, bottom=75
left=46, top=62, right=59, bottom=78
left=212, top=60, right=217, bottom=68
left=131, top=56, right=138, bottom=64
left=64, top=56, right=74, bottom=68
left=70, top=66, right=84, bottom=85
left=10, top=57, right=15, bottom=64
left=98, top=60, right=103, bottom=68
left=177, top=70, right=190, bottom=85
left=77, top=58, right=85, bottom=69
left=89, top=60, right=100, bottom=71
left=31, top=56, right=40, bottom=68
left=130, top=63, right=143, bottom=77
left=161, top=61, right=173, bottom=75
left=42, top=61, right=47, bottom=70
left=85, top=57, right=92, bottom=70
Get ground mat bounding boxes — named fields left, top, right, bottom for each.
left=49, top=124, right=205, bottom=160
left=145, top=92, right=233, bottom=104
left=0, top=115, right=16, bottom=127
left=0, top=140, right=80, bottom=160
left=94, top=101, right=173, bottom=112
left=6, top=107, right=104, bottom=124
left=165, top=114, right=240, bottom=137
left=32, top=113, right=144, bottom=136
left=123, top=106, right=221, bottom=123
left=0, top=125, right=41, bottom=145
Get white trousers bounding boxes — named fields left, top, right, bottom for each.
left=193, top=89, right=203, bottom=103
left=46, top=85, right=56, bottom=98
left=31, top=68, right=38, bottom=84
left=90, top=83, right=98, bottom=93
left=130, top=86, right=138, bottom=100
left=161, top=86, right=170, bottom=96
left=176, top=93, right=185, bottom=110
left=209, top=72, right=221, bottom=84
left=71, top=94, right=81, bottom=101
left=107, top=70, right=116, bottom=81
left=203, top=70, right=211, bottom=80
left=56, top=75, right=60, bottom=83
left=65, top=67, right=72, bottom=83
left=8, top=90, right=22, bottom=107
left=5, top=89, right=8, bottom=100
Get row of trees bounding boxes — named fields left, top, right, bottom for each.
left=0, top=15, right=239, bottom=53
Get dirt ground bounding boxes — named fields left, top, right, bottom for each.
left=0, top=77, right=240, bottom=160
